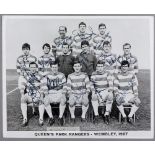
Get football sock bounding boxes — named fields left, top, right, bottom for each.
left=128, top=104, right=139, bottom=118
left=45, top=105, right=53, bottom=118
left=21, top=103, right=27, bottom=120
left=81, top=105, right=89, bottom=119
left=59, top=104, right=66, bottom=118
left=117, top=105, right=126, bottom=118
left=92, top=101, right=99, bottom=116
left=69, top=106, right=75, bottom=118
left=39, top=104, right=45, bottom=120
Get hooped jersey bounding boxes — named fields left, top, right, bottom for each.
left=91, top=71, right=113, bottom=93
left=117, top=54, right=138, bottom=74
left=38, top=54, right=55, bottom=75
left=41, top=72, right=66, bottom=94
left=66, top=72, right=91, bottom=95
left=114, top=72, right=138, bottom=96
left=16, top=54, right=37, bottom=75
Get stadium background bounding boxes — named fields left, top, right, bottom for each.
left=3, top=16, right=153, bottom=131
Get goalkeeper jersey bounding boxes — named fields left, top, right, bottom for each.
left=16, top=54, right=37, bottom=75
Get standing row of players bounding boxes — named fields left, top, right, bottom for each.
left=17, top=40, right=140, bottom=127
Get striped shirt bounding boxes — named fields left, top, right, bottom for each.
left=91, top=71, right=113, bottom=93
left=38, top=54, right=55, bottom=75
left=16, top=54, right=37, bottom=75
left=117, top=54, right=138, bottom=74
left=41, top=72, right=66, bottom=94
left=54, top=36, right=73, bottom=56
left=91, top=32, right=112, bottom=50
left=66, top=72, right=91, bottom=95
left=98, top=52, right=117, bottom=73
left=18, top=72, right=42, bottom=101
left=114, top=72, right=138, bottom=96
left=72, top=32, right=94, bottom=57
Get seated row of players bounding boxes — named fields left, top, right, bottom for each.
left=17, top=41, right=140, bottom=127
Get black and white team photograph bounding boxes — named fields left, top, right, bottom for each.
left=2, top=15, right=154, bottom=139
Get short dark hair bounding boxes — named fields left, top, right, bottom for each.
left=98, top=23, right=106, bottom=29
left=73, top=60, right=81, bottom=65
left=62, top=42, right=69, bottom=48
left=97, top=60, right=105, bottom=65
left=81, top=40, right=89, bottom=47
left=123, top=43, right=131, bottom=48
left=42, top=43, right=51, bottom=50
left=103, top=41, right=111, bottom=47
left=59, top=26, right=67, bottom=32
left=79, top=22, right=86, bottom=27
left=121, top=60, right=130, bottom=67
left=22, top=43, right=30, bottom=50
left=50, top=61, right=58, bottom=67
left=29, top=62, right=38, bottom=68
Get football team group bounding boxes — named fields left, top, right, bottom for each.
left=16, top=22, right=141, bottom=127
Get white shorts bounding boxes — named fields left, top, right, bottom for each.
left=116, top=93, right=135, bottom=105
left=95, top=89, right=113, bottom=105
left=44, top=90, right=66, bottom=106
left=21, top=93, right=41, bottom=105
left=69, top=93, right=89, bottom=106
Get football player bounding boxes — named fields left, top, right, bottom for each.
left=117, top=43, right=139, bottom=84
left=91, top=60, right=113, bottom=124
left=98, top=41, right=117, bottom=75
left=56, top=42, right=75, bottom=78
left=38, top=43, right=55, bottom=76
left=66, top=60, right=91, bottom=123
left=72, top=22, right=95, bottom=57
left=76, top=40, right=97, bottom=78
left=41, top=61, right=67, bottom=126
left=16, top=43, right=37, bottom=76
left=114, top=60, right=141, bottom=124
left=53, top=26, right=73, bottom=57
left=18, top=62, right=44, bottom=127
left=91, top=23, right=112, bottom=59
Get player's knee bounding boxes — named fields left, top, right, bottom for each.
left=60, top=94, right=66, bottom=106
left=68, top=96, right=75, bottom=107
left=107, top=93, right=113, bottom=102
left=82, top=95, right=89, bottom=107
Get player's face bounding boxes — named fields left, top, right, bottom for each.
left=73, top=63, right=82, bottom=73
left=103, top=44, right=111, bottom=53
left=99, top=26, right=106, bottom=35
left=51, top=64, right=58, bottom=74
left=123, top=45, right=131, bottom=55
left=43, top=46, right=50, bottom=54
left=79, top=25, right=86, bottom=33
left=121, top=64, right=129, bottom=73
left=62, top=45, right=69, bottom=54
left=81, top=44, right=89, bottom=53
left=59, top=27, right=66, bottom=37
left=23, top=48, right=30, bottom=56
left=29, top=64, right=38, bottom=74
left=97, top=64, right=104, bottom=72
